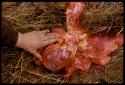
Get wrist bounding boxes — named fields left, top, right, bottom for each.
left=16, top=32, right=24, bottom=48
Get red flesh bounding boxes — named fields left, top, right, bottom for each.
left=33, top=2, right=123, bottom=78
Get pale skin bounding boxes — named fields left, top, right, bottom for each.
left=16, top=30, right=59, bottom=61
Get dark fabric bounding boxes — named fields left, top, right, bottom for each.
left=1, top=19, right=18, bottom=47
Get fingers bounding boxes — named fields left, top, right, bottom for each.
left=43, top=38, right=58, bottom=46
left=33, top=56, right=42, bottom=66
left=43, top=33, right=59, bottom=40
left=32, top=30, right=50, bottom=35
left=41, top=30, right=50, bottom=33
left=30, top=50, right=43, bottom=61
left=34, top=30, right=59, bottom=40
left=34, top=30, right=50, bottom=33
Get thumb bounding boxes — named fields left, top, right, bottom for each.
left=31, top=50, right=43, bottom=61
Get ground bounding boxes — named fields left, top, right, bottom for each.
left=1, top=2, right=123, bottom=84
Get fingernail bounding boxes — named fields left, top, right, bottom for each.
left=53, top=34, right=60, bottom=36
left=44, top=30, right=50, bottom=32
left=56, top=37, right=59, bottom=39
left=40, top=59, right=43, bottom=61
left=50, top=34, right=58, bottom=37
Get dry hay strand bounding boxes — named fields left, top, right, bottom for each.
left=1, top=2, right=123, bottom=84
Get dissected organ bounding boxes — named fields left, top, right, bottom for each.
left=33, top=2, right=123, bottom=78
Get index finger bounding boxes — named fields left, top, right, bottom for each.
left=41, top=30, right=50, bottom=33
left=43, top=33, right=59, bottom=40
left=43, top=38, right=58, bottom=46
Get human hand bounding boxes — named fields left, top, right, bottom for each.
left=16, top=30, right=59, bottom=61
